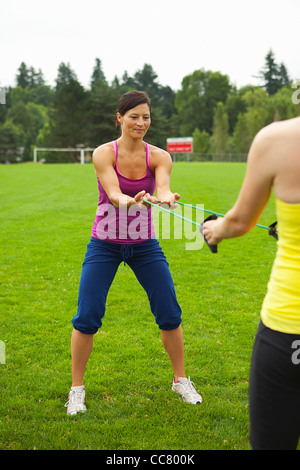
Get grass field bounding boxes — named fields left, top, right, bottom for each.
left=0, top=161, right=278, bottom=450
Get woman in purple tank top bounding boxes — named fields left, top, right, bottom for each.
left=66, top=91, right=202, bottom=415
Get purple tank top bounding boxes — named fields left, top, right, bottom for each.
left=91, top=140, right=156, bottom=243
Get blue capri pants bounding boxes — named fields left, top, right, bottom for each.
left=72, top=237, right=182, bottom=334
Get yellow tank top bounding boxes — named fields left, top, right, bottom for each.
left=261, top=198, right=300, bottom=334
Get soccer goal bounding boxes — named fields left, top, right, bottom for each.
left=33, top=147, right=95, bottom=164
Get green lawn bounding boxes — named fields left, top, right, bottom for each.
left=0, top=162, right=278, bottom=450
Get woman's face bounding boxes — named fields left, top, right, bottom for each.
left=117, top=103, right=151, bottom=139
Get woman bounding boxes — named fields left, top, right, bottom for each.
left=203, top=117, right=300, bottom=450
left=66, top=91, right=202, bottom=415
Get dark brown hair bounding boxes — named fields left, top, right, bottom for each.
left=117, top=90, right=151, bottom=117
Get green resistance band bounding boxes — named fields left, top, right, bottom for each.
left=142, top=199, right=278, bottom=239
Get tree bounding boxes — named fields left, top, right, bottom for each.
left=9, top=84, right=53, bottom=107
left=121, top=71, right=136, bottom=91
left=16, top=63, right=45, bottom=89
left=242, top=87, right=272, bottom=139
left=211, top=102, right=229, bottom=158
left=87, top=80, right=119, bottom=146
left=192, top=128, right=210, bottom=153
left=5, top=100, right=49, bottom=160
left=16, top=62, right=30, bottom=88
left=0, top=120, right=24, bottom=162
left=270, top=84, right=300, bottom=121
left=26, top=102, right=49, bottom=139
left=157, top=85, right=176, bottom=119
left=90, top=58, right=106, bottom=87
left=232, top=113, right=251, bottom=155
left=30, top=84, right=54, bottom=107
left=133, top=64, right=161, bottom=106
left=225, top=86, right=248, bottom=133
left=146, top=107, right=172, bottom=149
left=231, top=88, right=270, bottom=155
left=55, top=62, right=78, bottom=91
left=28, top=67, right=45, bottom=88
left=279, top=63, right=290, bottom=87
left=10, top=86, right=33, bottom=106
left=6, top=102, right=35, bottom=136
left=45, top=79, right=89, bottom=158
left=175, top=69, right=232, bottom=136
left=259, top=49, right=290, bottom=95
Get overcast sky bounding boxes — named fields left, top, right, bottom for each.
left=1, top=0, right=300, bottom=91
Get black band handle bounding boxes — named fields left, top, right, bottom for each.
left=200, top=214, right=218, bottom=253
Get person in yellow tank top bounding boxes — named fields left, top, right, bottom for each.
left=203, top=116, right=300, bottom=450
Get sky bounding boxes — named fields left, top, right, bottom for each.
left=1, top=0, right=300, bottom=92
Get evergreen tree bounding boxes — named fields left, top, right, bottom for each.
left=16, top=62, right=30, bottom=88
left=279, top=63, right=290, bottom=86
left=87, top=80, right=119, bottom=146
left=31, top=85, right=54, bottom=107
left=16, top=63, right=46, bottom=89
left=45, top=79, right=89, bottom=159
left=121, top=71, right=136, bottom=90
left=133, top=64, right=161, bottom=107
left=90, top=58, right=106, bottom=87
left=28, top=67, right=45, bottom=88
left=4, top=57, right=298, bottom=164
left=157, top=86, right=176, bottom=119
left=260, top=50, right=280, bottom=95
left=259, top=50, right=290, bottom=95
left=146, top=107, right=171, bottom=149
left=55, top=63, right=78, bottom=91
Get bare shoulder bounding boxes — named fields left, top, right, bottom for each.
left=254, top=117, right=300, bottom=145
left=92, top=142, right=115, bottom=168
left=148, top=143, right=172, bottom=169
left=248, top=117, right=300, bottom=164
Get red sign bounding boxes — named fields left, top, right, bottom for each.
left=167, top=138, right=193, bottom=153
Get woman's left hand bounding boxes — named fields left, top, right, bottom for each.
left=159, top=192, right=180, bottom=209
left=135, top=191, right=158, bottom=208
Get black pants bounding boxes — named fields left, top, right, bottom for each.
left=249, top=321, right=300, bottom=450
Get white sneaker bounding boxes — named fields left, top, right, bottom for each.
left=172, top=377, right=202, bottom=404
left=65, top=386, right=87, bottom=415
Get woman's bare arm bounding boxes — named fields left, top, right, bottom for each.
left=203, top=126, right=275, bottom=245
left=92, top=144, right=150, bottom=208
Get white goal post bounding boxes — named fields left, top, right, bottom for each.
left=33, top=147, right=95, bottom=164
